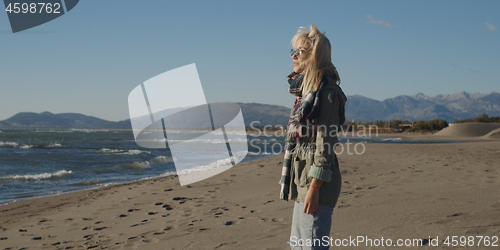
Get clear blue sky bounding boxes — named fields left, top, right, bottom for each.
left=1, top=0, right=499, bottom=121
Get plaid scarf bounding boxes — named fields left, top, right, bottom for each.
left=279, top=72, right=325, bottom=201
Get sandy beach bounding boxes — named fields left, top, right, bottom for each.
left=1, top=133, right=499, bottom=249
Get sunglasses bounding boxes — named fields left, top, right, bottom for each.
left=290, top=48, right=310, bottom=57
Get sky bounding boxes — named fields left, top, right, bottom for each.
left=0, top=0, right=499, bottom=122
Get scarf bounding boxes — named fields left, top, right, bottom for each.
left=279, top=72, right=326, bottom=201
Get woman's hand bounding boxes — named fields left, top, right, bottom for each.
left=303, top=178, right=323, bottom=214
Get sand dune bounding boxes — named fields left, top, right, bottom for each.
left=484, top=128, right=500, bottom=139
left=434, top=122, right=500, bottom=137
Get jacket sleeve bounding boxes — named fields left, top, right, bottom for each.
left=307, top=88, right=341, bottom=182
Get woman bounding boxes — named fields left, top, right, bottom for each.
left=280, top=24, right=347, bottom=249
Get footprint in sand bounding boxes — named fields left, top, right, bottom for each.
left=173, top=197, right=194, bottom=204
left=142, top=238, right=159, bottom=243
left=337, top=204, right=352, bottom=208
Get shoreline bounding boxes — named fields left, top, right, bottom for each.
left=0, top=154, right=292, bottom=249
left=2, top=133, right=495, bottom=206
left=0, top=152, right=282, bottom=207
left=1, top=136, right=498, bottom=249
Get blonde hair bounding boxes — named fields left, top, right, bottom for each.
left=291, top=24, right=340, bottom=95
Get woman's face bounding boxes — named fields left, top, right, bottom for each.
left=292, top=38, right=311, bottom=73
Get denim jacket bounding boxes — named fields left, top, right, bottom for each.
left=288, top=79, right=347, bottom=208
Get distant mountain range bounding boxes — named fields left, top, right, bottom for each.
left=0, top=91, right=499, bottom=128
left=0, top=103, right=291, bottom=129
left=346, top=91, right=500, bottom=122
left=0, top=112, right=131, bottom=128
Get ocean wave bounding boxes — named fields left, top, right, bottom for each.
left=171, top=157, right=235, bottom=176
left=98, top=148, right=150, bottom=155
left=0, top=141, right=65, bottom=149
left=167, top=138, right=248, bottom=143
left=247, top=151, right=279, bottom=156
left=36, top=130, right=73, bottom=133
left=70, top=179, right=101, bottom=186
left=339, top=136, right=372, bottom=140
left=380, top=138, right=403, bottom=141
left=0, top=141, right=19, bottom=147
left=115, top=156, right=172, bottom=170
left=69, top=129, right=110, bottom=133
left=0, top=170, right=72, bottom=181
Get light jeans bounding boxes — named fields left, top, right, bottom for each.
left=289, top=201, right=333, bottom=250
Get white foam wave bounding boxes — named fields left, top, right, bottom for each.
left=0, top=142, right=64, bottom=148
left=115, top=156, right=172, bottom=170
left=380, top=138, right=403, bottom=142
left=98, top=148, right=150, bottom=155
left=70, top=128, right=109, bottom=133
left=0, top=170, right=72, bottom=180
left=150, top=155, right=170, bottom=164
left=247, top=151, right=278, bottom=155
left=166, top=138, right=248, bottom=143
left=176, top=157, right=234, bottom=175
left=38, top=130, right=72, bottom=133
left=125, top=149, right=148, bottom=155
left=166, top=152, right=248, bottom=176
left=0, top=141, right=19, bottom=147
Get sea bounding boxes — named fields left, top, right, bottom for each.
left=0, top=128, right=453, bottom=205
